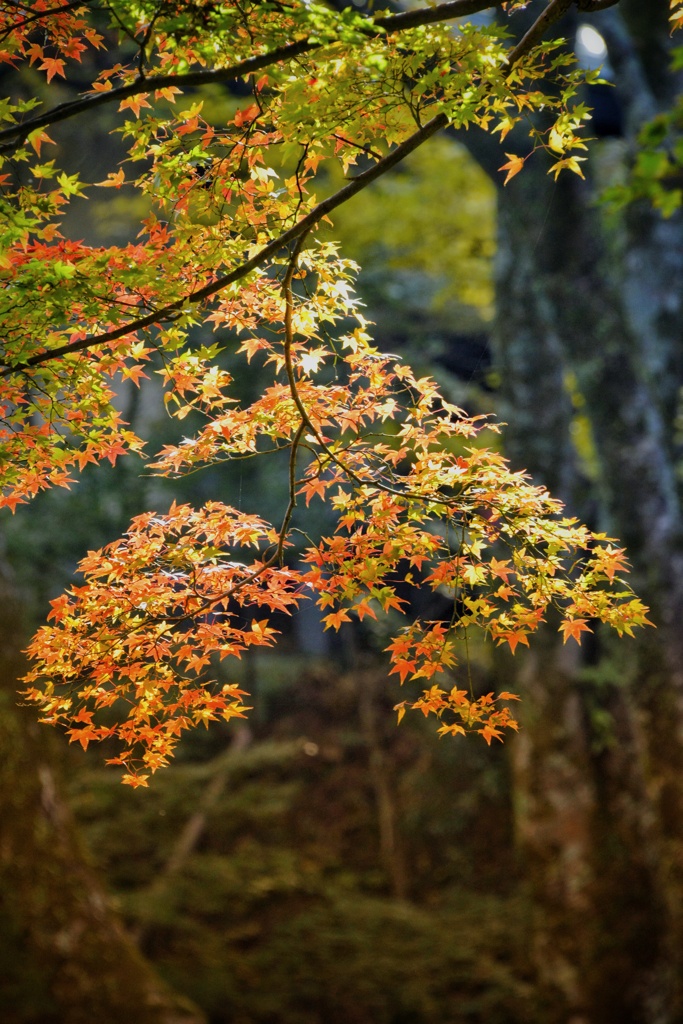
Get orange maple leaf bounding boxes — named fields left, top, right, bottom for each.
left=38, top=57, right=66, bottom=83
left=234, top=104, right=260, bottom=127
left=299, top=476, right=329, bottom=505
left=322, top=608, right=352, bottom=630
left=95, top=169, right=125, bottom=188
left=489, top=557, right=514, bottom=583
left=389, top=658, right=418, bottom=684
left=560, top=618, right=592, bottom=644
left=27, top=128, right=55, bottom=155
left=479, top=724, right=504, bottom=745
left=122, top=773, right=150, bottom=788
left=496, top=631, right=530, bottom=655
left=119, top=94, right=152, bottom=118
left=499, top=152, right=525, bottom=185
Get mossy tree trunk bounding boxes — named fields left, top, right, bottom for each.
left=0, top=572, right=205, bottom=1024
left=457, top=1, right=683, bottom=1020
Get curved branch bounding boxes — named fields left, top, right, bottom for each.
left=0, top=41, right=312, bottom=154
left=281, top=231, right=368, bottom=491
left=577, top=0, right=620, bottom=10
left=1, top=0, right=581, bottom=376
left=2, top=110, right=449, bottom=374
left=278, top=233, right=310, bottom=564
left=0, top=0, right=502, bottom=154
left=0, top=1, right=85, bottom=43
left=506, top=0, right=573, bottom=69
left=373, top=0, right=504, bottom=32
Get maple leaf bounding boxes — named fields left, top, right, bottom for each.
left=95, top=169, right=125, bottom=188
left=462, top=563, right=486, bottom=586
left=479, top=724, right=504, bottom=745
left=27, top=128, right=55, bottom=155
left=594, top=544, right=629, bottom=581
left=496, top=631, right=530, bottom=655
left=299, top=349, right=328, bottom=374
left=155, top=86, right=182, bottom=103
left=66, top=723, right=100, bottom=750
left=489, top=557, right=514, bottom=583
left=119, top=95, right=152, bottom=118
left=389, top=658, right=418, bottom=685
left=353, top=599, right=377, bottom=622
left=236, top=336, right=272, bottom=362
left=302, top=477, right=329, bottom=505
left=177, top=115, right=200, bottom=136
left=122, top=773, right=150, bottom=788
left=548, top=156, right=586, bottom=181
left=560, top=618, right=592, bottom=644
left=437, top=722, right=466, bottom=738
left=322, top=608, right=352, bottom=630
left=63, top=37, right=87, bottom=62
left=499, top=153, right=525, bottom=185
left=492, top=115, right=517, bottom=141
left=234, top=104, right=260, bottom=128
left=39, top=58, right=66, bottom=83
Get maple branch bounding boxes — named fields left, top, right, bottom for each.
left=276, top=241, right=309, bottom=567
left=281, top=236, right=437, bottom=511
left=0, top=1, right=84, bottom=43
left=282, top=233, right=335, bottom=469
left=576, top=0, right=620, bottom=10
left=2, top=110, right=449, bottom=374
left=0, top=0, right=503, bottom=154
left=280, top=231, right=386, bottom=510
left=504, top=0, right=574, bottom=70
left=0, top=42, right=308, bottom=155
left=0, top=0, right=579, bottom=376
left=281, top=247, right=471, bottom=515
left=279, top=231, right=417, bottom=543
left=278, top=419, right=306, bottom=566
left=372, top=0, right=504, bottom=33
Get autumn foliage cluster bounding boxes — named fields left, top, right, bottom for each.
left=0, top=0, right=655, bottom=784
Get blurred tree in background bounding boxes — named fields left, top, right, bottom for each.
left=462, top=1, right=683, bottom=1020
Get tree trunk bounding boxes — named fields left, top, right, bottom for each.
left=0, top=572, right=205, bottom=1024
left=461, top=1, right=683, bottom=1019
left=357, top=668, right=409, bottom=902
left=493, top=168, right=679, bottom=1024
